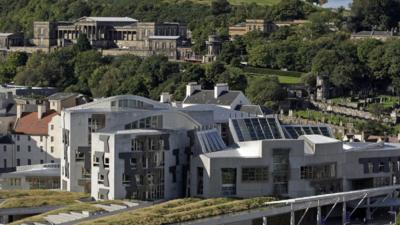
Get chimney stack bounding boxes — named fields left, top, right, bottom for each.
left=214, top=83, right=229, bottom=99
left=160, top=92, right=172, bottom=103
left=186, top=82, right=202, bottom=97
left=37, top=104, right=47, bottom=119
left=16, top=104, right=23, bottom=119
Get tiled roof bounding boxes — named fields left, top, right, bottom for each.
left=183, top=90, right=241, bottom=106
left=14, top=110, right=58, bottom=136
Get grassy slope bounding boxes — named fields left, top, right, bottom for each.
left=243, top=67, right=304, bottom=85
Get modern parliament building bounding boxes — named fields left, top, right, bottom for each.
left=58, top=83, right=400, bottom=201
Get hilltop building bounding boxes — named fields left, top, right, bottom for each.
left=32, top=17, right=192, bottom=60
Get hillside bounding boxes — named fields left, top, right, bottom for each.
left=177, top=0, right=281, bottom=5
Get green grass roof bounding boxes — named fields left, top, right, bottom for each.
left=77, top=197, right=277, bottom=225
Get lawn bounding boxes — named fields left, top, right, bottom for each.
left=243, top=66, right=304, bottom=85
left=77, top=197, right=277, bottom=225
left=0, top=190, right=89, bottom=209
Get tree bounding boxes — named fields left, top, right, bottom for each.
left=349, top=0, right=400, bottom=31
left=211, top=0, right=231, bottom=15
left=75, top=34, right=91, bottom=52
left=0, top=52, right=28, bottom=83
left=357, top=39, right=382, bottom=63
left=246, top=76, right=287, bottom=106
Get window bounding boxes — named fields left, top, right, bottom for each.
left=16, top=135, right=19, bottom=141
left=28, top=146, right=31, bottom=152
left=221, top=168, right=236, bottom=196
left=300, top=163, right=336, bottom=180
left=242, top=167, right=268, bottom=182
left=40, top=146, right=43, bottom=152
left=123, top=173, right=132, bottom=184
left=40, top=160, right=44, bottom=164
left=93, top=157, right=100, bottom=165
left=27, top=159, right=31, bottom=165
left=142, top=156, right=147, bottom=169
left=51, top=136, right=54, bottom=142
left=3, top=145, right=6, bottom=152
left=104, top=157, right=110, bottom=168
left=17, top=159, right=20, bottom=166
left=368, top=162, right=374, bottom=173
left=40, top=136, right=43, bottom=142
left=3, top=159, right=6, bottom=168
left=17, top=145, right=20, bottom=152
left=197, top=167, right=204, bottom=195
left=27, top=136, right=31, bottom=141
left=51, top=125, right=54, bottom=130
left=51, top=146, right=54, bottom=153
left=130, top=158, right=137, bottom=169
left=51, top=160, right=54, bottom=163
left=131, top=139, right=143, bottom=151
left=379, top=162, right=385, bottom=172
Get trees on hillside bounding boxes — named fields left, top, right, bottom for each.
left=348, top=0, right=400, bottom=31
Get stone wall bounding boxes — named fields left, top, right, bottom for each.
left=311, top=100, right=379, bottom=120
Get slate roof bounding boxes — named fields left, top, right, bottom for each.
left=183, top=90, right=241, bottom=106
left=14, top=110, right=58, bottom=136
left=48, top=92, right=77, bottom=101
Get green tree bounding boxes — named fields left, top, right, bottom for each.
left=246, top=76, right=287, bottom=106
left=75, top=34, right=91, bottom=52
left=211, top=0, right=231, bottom=15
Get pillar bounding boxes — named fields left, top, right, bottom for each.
left=366, top=197, right=371, bottom=221
left=262, top=216, right=267, bottom=225
left=290, top=209, right=295, bottom=225
left=317, top=206, right=322, bottom=225
left=342, top=201, right=347, bottom=225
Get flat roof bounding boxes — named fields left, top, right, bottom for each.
left=148, top=36, right=180, bottom=40
left=82, top=17, right=137, bottom=22
left=301, top=135, right=340, bottom=144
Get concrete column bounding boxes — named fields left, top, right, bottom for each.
left=366, top=197, right=371, bottom=221
left=262, top=216, right=267, bottom=225
left=342, top=201, right=347, bottom=225
left=290, top=210, right=295, bottom=225
left=317, top=206, right=322, bottom=225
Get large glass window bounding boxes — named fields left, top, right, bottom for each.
left=272, top=149, right=290, bottom=195
left=300, top=163, right=336, bottom=180
left=242, top=167, right=268, bottom=182
left=221, top=168, right=236, bottom=196
left=125, top=115, right=163, bottom=130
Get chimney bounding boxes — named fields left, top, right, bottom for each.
left=186, top=82, right=201, bottom=97
left=160, top=92, right=172, bottom=103
left=214, top=83, right=229, bottom=99
left=37, top=104, right=47, bottom=119
left=16, top=104, right=23, bottom=119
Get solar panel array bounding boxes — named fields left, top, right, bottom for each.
left=231, top=117, right=284, bottom=142
left=196, top=129, right=227, bottom=153
left=282, top=125, right=333, bottom=139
